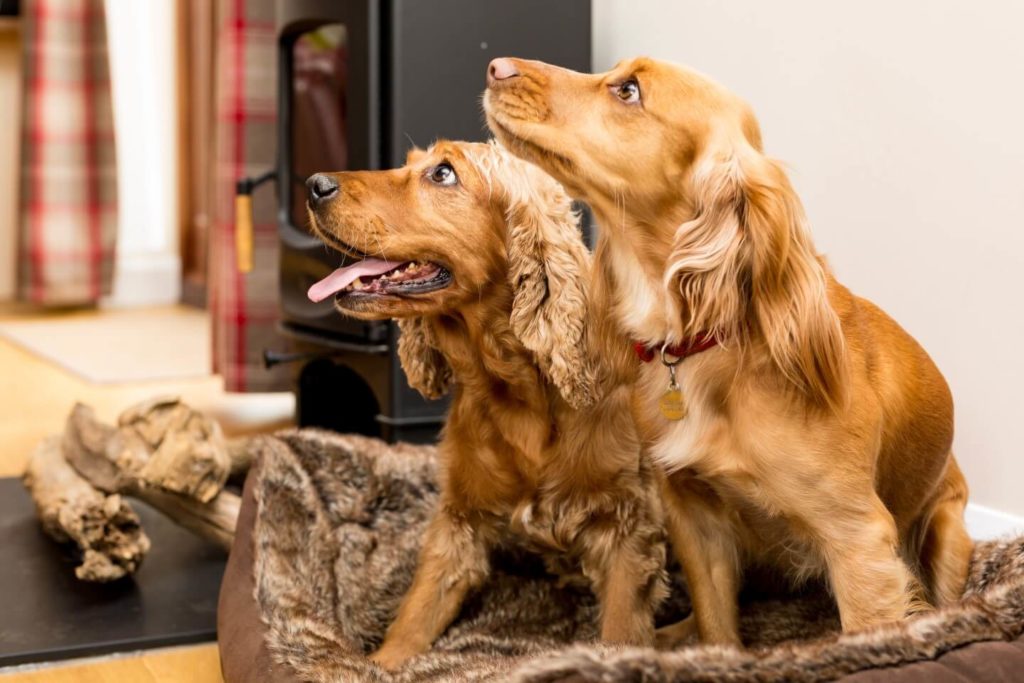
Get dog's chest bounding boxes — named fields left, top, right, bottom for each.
left=638, top=364, right=828, bottom=582
left=637, top=359, right=732, bottom=474
left=499, top=491, right=595, bottom=557
left=639, top=362, right=777, bottom=499
left=461, top=451, right=616, bottom=559
left=477, top=500, right=593, bottom=587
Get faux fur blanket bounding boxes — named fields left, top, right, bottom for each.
left=247, top=430, right=1024, bottom=682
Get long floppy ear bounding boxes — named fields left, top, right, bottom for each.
left=397, top=317, right=451, bottom=399
left=667, top=142, right=847, bottom=409
left=503, top=162, right=598, bottom=410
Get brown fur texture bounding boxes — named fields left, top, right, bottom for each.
left=245, top=430, right=1024, bottom=682
left=396, top=318, right=451, bottom=399
left=305, top=141, right=665, bottom=668
left=484, top=57, right=973, bottom=644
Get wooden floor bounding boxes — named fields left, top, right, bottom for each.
left=0, top=305, right=293, bottom=682
left=0, top=645, right=223, bottom=683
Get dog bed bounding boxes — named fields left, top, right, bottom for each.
left=217, top=430, right=1024, bottom=682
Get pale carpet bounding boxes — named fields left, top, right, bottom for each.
left=0, top=306, right=210, bottom=384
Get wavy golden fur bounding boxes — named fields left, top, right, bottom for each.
left=306, top=140, right=667, bottom=669
left=485, top=57, right=972, bottom=646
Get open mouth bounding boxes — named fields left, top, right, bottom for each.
left=307, top=258, right=452, bottom=303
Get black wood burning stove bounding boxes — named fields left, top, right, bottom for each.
left=245, top=0, right=591, bottom=443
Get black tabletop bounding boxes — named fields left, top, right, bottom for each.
left=0, top=477, right=226, bottom=666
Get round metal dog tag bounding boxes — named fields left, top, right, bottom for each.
left=659, top=388, right=686, bottom=420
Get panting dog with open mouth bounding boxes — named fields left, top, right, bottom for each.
left=307, top=257, right=450, bottom=300
left=305, top=162, right=456, bottom=312
left=305, top=140, right=667, bottom=670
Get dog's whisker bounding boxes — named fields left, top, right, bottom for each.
left=370, top=229, right=390, bottom=261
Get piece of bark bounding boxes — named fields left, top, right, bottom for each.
left=119, top=396, right=230, bottom=502
left=118, top=395, right=190, bottom=447
left=63, top=402, right=239, bottom=551
left=23, top=436, right=150, bottom=582
left=63, top=403, right=150, bottom=493
left=138, top=427, right=226, bottom=503
left=133, top=487, right=240, bottom=550
left=64, top=400, right=230, bottom=504
left=227, top=436, right=255, bottom=477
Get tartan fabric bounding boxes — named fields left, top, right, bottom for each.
left=209, top=0, right=289, bottom=392
left=18, top=0, right=117, bottom=305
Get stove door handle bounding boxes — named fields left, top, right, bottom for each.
left=235, top=171, right=277, bottom=273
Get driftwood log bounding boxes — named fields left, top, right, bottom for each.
left=23, top=436, right=150, bottom=582
left=63, top=401, right=241, bottom=550
left=23, top=398, right=248, bottom=581
left=227, top=436, right=257, bottom=478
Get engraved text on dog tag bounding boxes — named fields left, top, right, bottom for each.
left=659, top=387, right=686, bottom=420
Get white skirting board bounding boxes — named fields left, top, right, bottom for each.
left=103, top=251, right=181, bottom=308
left=965, top=503, right=1024, bottom=541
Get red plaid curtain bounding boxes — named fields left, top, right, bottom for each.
left=209, top=0, right=289, bottom=392
left=18, top=0, right=117, bottom=305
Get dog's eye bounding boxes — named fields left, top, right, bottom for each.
left=428, top=163, right=458, bottom=186
left=614, top=79, right=641, bottom=104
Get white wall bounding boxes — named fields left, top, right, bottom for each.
left=594, top=0, right=1024, bottom=522
left=104, top=0, right=180, bottom=306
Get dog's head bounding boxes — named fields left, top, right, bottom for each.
left=305, top=140, right=596, bottom=407
left=484, top=57, right=758, bottom=215
left=485, top=57, right=845, bottom=409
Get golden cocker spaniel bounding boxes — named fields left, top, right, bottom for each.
left=305, top=140, right=667, bottom=668
left=485, top=57, right=971, bottom=646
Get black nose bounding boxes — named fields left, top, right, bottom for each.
left=306, top=174, right=339, bottom=205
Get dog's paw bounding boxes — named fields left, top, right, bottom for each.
left=655, top=615, right=698, bottom=650
left=369, top=645, right=415, bottom=671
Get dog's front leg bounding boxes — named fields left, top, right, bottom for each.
left=811, top=494, right=925, bottom=631
left=369, top=508, right=489, bottom=670
left=589, top=503, right=667, bottom=645
left=658, top=476, right=742, bottom=647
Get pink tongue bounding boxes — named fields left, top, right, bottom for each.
left=307, top=258, right=402, bottom=303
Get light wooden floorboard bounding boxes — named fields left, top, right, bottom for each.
left=0, top=644, right=223, bottom=683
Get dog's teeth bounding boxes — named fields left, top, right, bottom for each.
left=352, top=278, right=364, bottom=290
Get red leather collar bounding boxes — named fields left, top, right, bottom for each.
left=633, top=334, right=719, bottom=363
